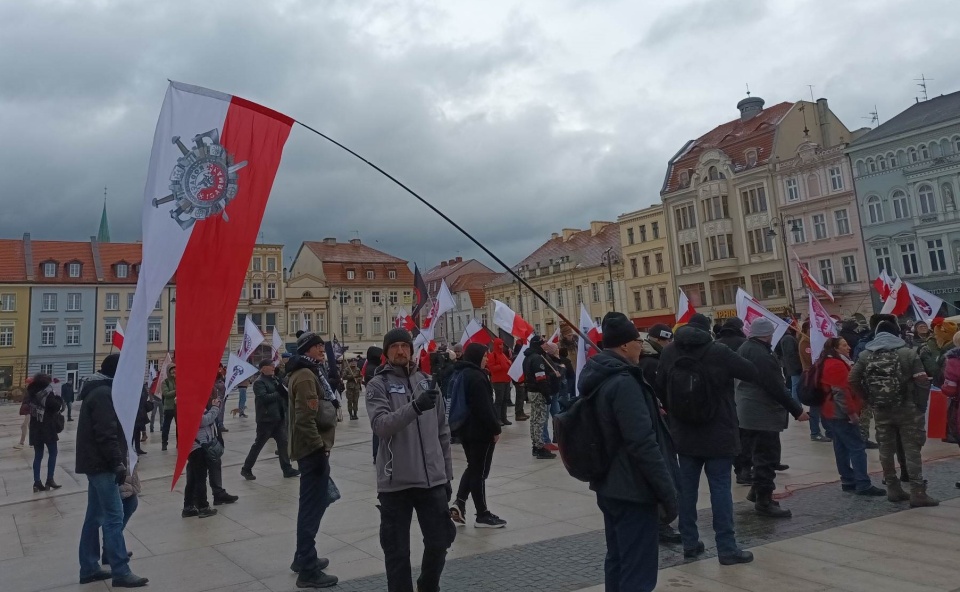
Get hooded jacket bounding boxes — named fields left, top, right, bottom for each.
left=286, top=355, right=338, bottom=461
left=819, top=356, right=862, bottom=421
left=777, top=333, right=803, bottom=378
left=715, top=324, right=747, bottom=352
left=450, top=360, right=502, bottom=441
left=366, top=363, right=453, bottom=493
left=578, top=349, right=678, bottom=507
left=486, top=339, right=512, bottom=384
left=657, top=325, right=758, bottom=457
left=735, top=337, right=804, bottom=431
left=161, top=368, right=177, bottom=412
left=636, top=338, right=663, bottom=391
left=253, top=373, right=288, bottom=424
left=849, top=333, right=928, bottom=412
left=75, top=374, right=127, bottom=475
left=28, top=380, right=63, bottom=447
left=362, top=346, right=384, bottom=385
left=522, top=346, right=560, bottom=397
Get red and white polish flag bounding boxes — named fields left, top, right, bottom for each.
left=676, top=288, right=696, bottom=325
left=795, top=253, right=834, bottom=302
left=574, top=303, right=601, bottom=398
left=112, top=320, right=125, bottom=350
left=112, top=81, right=292, bottom=482
left=735, top=288, right=789, bottom=347
left=880, top=276, right=911, bottom=316
left=872, top=269, right=894, bottom=301
left=493, top=300, right=534, bottom=340
left=459, top=318, right=492, bottom=347
left=807, top=290, right=838, bottom=362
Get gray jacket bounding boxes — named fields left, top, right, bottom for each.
left=366, top=363, right=453, bottom=493
left=191, top=407, right=220, bottom=453
left=735, top=337, right=804, bottom=431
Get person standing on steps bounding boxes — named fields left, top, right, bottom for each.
left=241, top=360, right=300, bottom=481
left=160, top=365, right=177, bottom=451
left=366, top=328, right=456, bottom=592
left=343, top=358, right=363, bottom=420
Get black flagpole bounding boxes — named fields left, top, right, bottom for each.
left=294, top=120, right=599, bottom=350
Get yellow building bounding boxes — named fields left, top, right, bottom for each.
left=230, top=244, right=287, bottom=363
left=0, top=256, right=30, bottom=387
left=617, top=205, right=677, bottom=330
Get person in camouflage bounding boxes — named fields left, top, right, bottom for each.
left=522, top=336, right=560, bottom=460
left=849, top=321, right=938, bottom=507
left=343, top=359, right=363, bottom=421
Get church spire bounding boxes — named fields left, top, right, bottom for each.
left=97, top=188, right=111, bottom=243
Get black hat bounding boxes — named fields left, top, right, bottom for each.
left=601, top=312, right=640, bottom=349
left=296, top=331, right=324, bottom=354
left=869, top=313, right=897, bottom=330
left=101, top=353, right=120, bottom=377
left=258, top=359, right=274, bottom=369
left=382, top=328, right=413, bottom=353
left=687, top=313, right=712, bottom=332
left=875, top=320, right=901, bottom=337
left=648, top=324, right=673, bottom=341
left=722, top=317, right=744, bottom=330
left=463, top=343, right=488, bottom=366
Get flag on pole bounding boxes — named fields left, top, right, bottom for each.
left=493, top=300, right=534, bottom=340
left=795, top=253, right=834, bottom=302
left=151, top=352, right=173, bottom=397
left=112, top=80, right=293, bottom=481
left=238, top=315, right=265, bottom=361
left=271, top=327, right=284, bottom=366
left=676, top=288, right=696, bottom=325
left=735, top=288, right=790, bottom=347
left=421, top=279, right=457, bottom=341
left=905, top=281, right=944, bottom=324
left=224, top=352, right=260, bottom=394
left=300, top=309, right=309, bottom=333
left=112, top=320, right=125, bottom=350
left=872, top=269, right=894, bottom=301
left=459, top=319, right=492, bottom=347
left=575, top=303, right=601, bottom=397
left=411, top=264, right=428, bottom=321
left=880, top=276, right=911, bottom=316
left=547, top=327, right=561, bottom=345
left=394, top=308, right=416, bottom=331
left=507, top=341, right=529, bottom=382
left=808, top=290, right=839, bottom=362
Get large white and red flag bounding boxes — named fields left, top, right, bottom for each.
left=150, top=352, right=173, bottom=397
left=547, top=327, right=561, bottom=345
left=735, top=288, right=789, bottom=347
left=112, top=81, right=292, bottom=480
left=795, top=253, right=834, bottom=302
left=872, top=269, right=894, bottom=301
left=394, top=308, right=416, bottom=331
left=906, top=282, right=944, bottom=325
left=459, top=318, right=492, bottom=347
left=880, top=276, right=911, bottom=316
left=271, top=327, right=284, bottom=366
left=808, top=291, right=839, bottom=362
left=112, top=320, right=125, bottom=350
left=493, top=300, right=534, bottom=340
left=420, top=280, right=457, bottom=342
left=676, top=288, right=696, bottom=325
left=238, top=315, right=265, bottom=361
left=575, top=303, right=601, bottom=397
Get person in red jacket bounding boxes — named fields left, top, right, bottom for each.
left=487, top=338, right=513, bottom=426
left=818, top=337, right=885, bottom=497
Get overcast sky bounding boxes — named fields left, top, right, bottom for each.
left=2, top=0, right=959, bottom=273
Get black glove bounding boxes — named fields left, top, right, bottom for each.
left=659, top=497, right=678, bottom=525
left=413, top=388, right=439, bottom=414
left=114, top=465, right=127, bottom=486
left=444, top=481, right=453, bottom=502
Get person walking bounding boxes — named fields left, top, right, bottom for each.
left=27, top=374, right=64, bottom=492
left=241, top=360, right=300, bottom=479
left=366, top=328, right=456, bottom=592
left=160, top=365, right=177, bottom=451
left=658, top=313, right=757, bottom=564
left=76, top=354, right=148, bottom=588
left=62, top=379, right=75, bottom=422
left=182, top=394, right=221, bottom=519
left=487, top=338, right=513, bottom=426
left=522, top=336, right=559, bottom=459
left=287, top=332, right=339, bottom=588
left=580, top=313, right=679, bottom=592
left=343, top=359, right=363, bottom=420
left=449, top=343, right=506, bottom=529
left=237, top=380, right=250, bottom=419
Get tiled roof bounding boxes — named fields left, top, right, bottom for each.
left=31, top=240, right=99, bottom=283
left=450, top=272, right=500, bottom=309
left=322, top=262, right=414, bottom=285
left=98, top=243, right=143, bottom=283
left=0, top=238, right=177, bottom=285
left=424, top=258, right=470, bottom=282
left=850, top=90, right=960, bottom=147
left=0, top=239, right=26, bottom=282
left=662, top=101, right=794, bottom=194
left=304, top=240, right=406, bottom=264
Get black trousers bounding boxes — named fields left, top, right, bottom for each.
left=295, top=449, right=331, bottom=570
left=243, top=421, right=292, bottom=472
left=161, top=409, right=177, bottom=446
left=492, top=383, right=510, bottom=423
left=455, top=439, right=495, bottom=515
left=379, top=485, right=457, bottom=592
left=514, top=384, right=527, bottom=417
left=184, top=448, right=210, bottom=509
left=740, top=429, right=781, bottom=495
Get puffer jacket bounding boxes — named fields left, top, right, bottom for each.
left=486, top=339, right=512, bottom=384
left=161, top=374, right=177, bottom=412
left=191, top=406, right=220, bottom=453
left=75, top=374, right=127, bottom=475
left=286, top=355, right=338, bottom=461
left=820, top=356, right=863, bottom=421
left=735, top=337, right=804, bottom=431
left=366, top=363, right=453, bottom=493
left=253, top=374, right=287, bottom=424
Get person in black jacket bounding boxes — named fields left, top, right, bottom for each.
left=448, top=343, right=506, bottom=529
left=76, top=354, right=148, bottom=588
left=715, top=317, right=747, bottom=351
left=28, top=374, right=64, bottom=492
left=657, top=313, right=758, bottom=565
left=241, top=360, right=300, bottom=480
left=580, top=313, right=678, bottom=592
left=522, top=336, right=560, bottom=460
left=62, top=379, right=75, bottom=422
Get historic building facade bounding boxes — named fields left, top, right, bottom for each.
left=617, top=204, right=676, bottom=330
left=231, top=243, right=286, bottom=363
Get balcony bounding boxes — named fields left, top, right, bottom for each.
left=705, top=257, right=739, bottom=276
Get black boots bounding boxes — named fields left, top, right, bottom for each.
left=754, top=490, right=791, bottom=518
left=532, top=446, right=556, bottom=459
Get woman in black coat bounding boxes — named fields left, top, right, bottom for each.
left=27, top=374, right=64, bottom=492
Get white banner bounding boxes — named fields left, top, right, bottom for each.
left=735, top=288, right=789, bottom=348
left=224, top=352, right=259, bottom=394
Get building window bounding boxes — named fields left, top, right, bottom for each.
left=842, top=255, right=858, bottom=283
left=639, top=225, right=647, bottom=242
left=556, top=289, right=564, bottom=307
left=674, top=203, right=696, bottom=230
left=240, top=284, right=248, bottom=300
left=606, top=280, right=614, bottom=302
left=875, top=246, right=892, bottom=274
left=576, top=285, right=583, bottom=304
left=626, top=227, right=634, bottom=245
left=267, top=282, right=277, bottom=299
left=42, top=293, right=57, bottom=312
left=266, top=312, right=277, bottom=333
left=703, top=195, right=730, bottom=220
left=40, top=363, right=53, bottom=375
left=338, top=290, right=349, bottom=304
left=878, top=157, right=887, bottom=172
left=267, top=257, right=277, bottom=272
left=867, top=158, right=876, bottom=173
left=651, top=222, right=659, bottom=238
left=388, top=270, right=397, bottom=280
left=900, top=243, right=919, bottom=275
left=887, top=153, right=897, bottom=168
left=918, top=184, right=937, bottom=214
left=908, top=147, right=918, bottom=162
left=67, top=293, right=81, bottom=311
left=630, top=258, right=638, bottom=278
left=806, top=174, right=821, bottom=198
left=866, top=196, right=883, bottom=224
left=680, top=283, right=706, bottom=307
left=928, top=238, right=947, bottom=272
left=679, top=170, right=690, bottom=187
left=655, top=252, right=664, bottom=273
left=746, top=150, right=758, bottom=166
left=741, top=186, right=767, bottom=214
left=355, top=318, right=363, bottom=336
left=834, top=209, right=851, bottom=235
left=389, top=291, right=399, bottom=305
left=818, top=259, right=834, bottom=285
left=658, top=287, right=667, bottom=308
left=679, top=242, right=701, bottom=267
left=710, top=278, right=744, bottom=306
left=645, top=289, right=654, bottom=310
left=65, top=323, right=80, bottom=346
left=892, top=190, right=910, bottom=219
left=68, top=262, right=81, bottom=278
left=116, top=264, right=128, bottom=278
left=812, top=214, right=828, bottom=240
left=591, top=283, right=600, bottom=302
left=920, top=144, right=929, bottom=160
left=751, top=271, right=785, bottom=299
left=0, top=325, right=12, bottom=347
left=642, top=256, right=651, bottom=275
left=748, top=228, right=774, bottom=255
left=104, top=293, right=118, bottom=310
left=371, top=291, right=381, bottom=304
left=252, top=283, right=262, bottom=300
left=148, top=321, right=161, bottom=343
left=0, top=294, right=14, bottom=311
left=792, top=219, right=806, bottom=244
left=707, top=234, right=734, bottom=260
left=43, top=262, right=56, bottom=278
left=316, top=313, right=325, bottom=334
left=252, top=257, right=262, bottom=271
left=786, top=178, right=800, bottom=201
left=303, top=312, right=312, bottom=333
left=366, top=270, right=375, bottom=280
left=829, top=166, right=843, bottom=190
left=353, top=290, right=363, bottom=304
left=41, top=323, right=56, bottom=347
left=372, top=316, right=382, bottom=335
left=125, top=293, right=134, bottom=310
left=236, top=313, right=246, bottom=334
left=633, top=291, right=642, bottom=312
left=532, top=295, right=539, bottom=310
left=346, top=269, right=355, bottom=280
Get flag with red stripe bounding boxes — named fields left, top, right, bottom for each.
left=112, top=320, right=125, bottom=350
left=794, top=253, right=834, bottom=302
left=676, top=288, right=696, bottom=325
left=113, top=81, right=292, bottom=483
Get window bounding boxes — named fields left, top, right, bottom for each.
left=928, top=238, right=947, bottom=272
left=252, top=257, right=262, bottom=271
left=842, top=255, right=858, bottom=283
left=642, top=256, right=651, bottom=275
left=630, top=258, right=638, bottom=278
left=576, top=285, right=583, bottom=304
left=355, top=318, right=363, bottom=336
left=317, top=313, right=325, bottom=334
left=741, top=186, right=767, bottom=214
left=875, top=246, right=892, bottom=274
left=40, top=363, right=53, bottom=375
left=104, top=293, right=119, bottom=311
left=806, top=174, right=821, bottom=198
left=679, top=171, right=690, bottom=187
left=746, top=150, right=758, bottom=166
left=703, top=195, right=730, bottom=220
left=829, top=166, right=843, bottom=190
left=251, top=313, right=262, bottom=330
left=389, top=291, right=398, bottom=305
left=388, top=270, right=397, bottom=280
left=645, top=289, right=654, bottom=310
left=633, top=291, right=642, bottom=312
left=556, top=289, right=563, bottom=307
left=267, top=257, right=276, bottom=272
left=655, top=253, right=664, bottom=273
left=834, top=209, right=851, bottom=235
left=41, top=323, right=56, bottom=346
left=658, top=287, right=667, bottom=308
left=303, top=312, right=312, bottom=332
left=0, top=294, right=14, bottom=311
left=626, top=228, right=634, bottom=245
left=818, top=260, right=834, bottom=285
left=346, top=269, right=355, bottom=280
left=679, top=242, right=701, bottom=267
left=792, top=219, right=806, bottom=244
left=251, top=283, right=262, bottom=300
left=42, top=293, right=57, bottom=311
left=591, top=283, right=600, bottom=302
left=920, top=144, right=929, bottom=160
left=908, top=147, right=918, bottom=162
left=887, top=153, right=897, bottom=168
left=43, top=262, right=56, bottom=278
left=371, top=291, right=381, bottom=304
left=372, top=315, right=382, bottom=335
left=680, top=283, right=706, bottom=307
left=786, top=178, right=800, bottom=201
left=639, top=225, right=647, bottom=242
left=126, top=293, right=134, bottom=310
left=606, top=280, right=614, bottom=302
left=751, top=272, right=786, bottom=299
left=868, top=158, right=876, bottom=173
left=267, top=282, right=277, bottom=300
left=532, top=295, right=539, bottom=310
left=240, top=284, right=248, bottom=300
left=652, top=222, right=659, bottom=238
left=748, top=228, right=774, bottom=255
left=403, top=290, right=412, bottom=304
left=116, top=263, right=128, bottom=278
left=67, top=262, right=81, bottom=278
left=900, top=243, right=919, bottom=275
left=67, top=293, right=81, bottom=311
left=366, top=270, right=375, bottom=280
left=955, top=136, right=960, bottom=153
left=866, top=196, right=883, bottom=224
left=236, top=313, right=246, bottom=334
left=892, top=190, right=910, bottom=219
left=148, top=321, right=161, bottom=343
left=918, top=184, right=936, bottom=214
left=707, top=234, right=735, bottom=260
left=338, top=290, right=349, bottom=304
left=353, top=290, right=363, bottom=304
left=710, top=278, right=744, bottom=306
left=266, top=313, right=277, bottom=333
left=878, top=156, right=887, bottom=172
left=0, top=325, right=12, bottom=347
left=674, top=203, right=696, bottom=230
left=708, top=166, right=721, bottom=180
left=812, top=214, right=828, bottom=240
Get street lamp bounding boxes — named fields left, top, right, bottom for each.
left=767, top=215, right=801, bottom=316
left=601, top=247, right=619, bottom=312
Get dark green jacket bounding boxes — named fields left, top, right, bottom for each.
left=161, top=377, right=177, bottom=411
left=253, top=374, right=287, bottom=424
left=286, top=356, right=338, bottom=462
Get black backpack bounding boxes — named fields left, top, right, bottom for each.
left=554, top=383, right=611, bottom=482
left=664, top=348, right=716, bottom=425
left=798, top=361, right=826, bottom=406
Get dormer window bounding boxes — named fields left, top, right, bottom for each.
left=67, top=262, right=81, bottom=278
left=366, top=270, right=375, bottom=280
left=346, top=269, right=355, bottom=280
left=42, top=262, right=57, bottom=278
left=746, top=150, right=758, bottom=166
left=679, top=171, right=690, bottom=186
left=116, top=263, right=129, bottom=278
left=388, top=270, right=397, bottom=280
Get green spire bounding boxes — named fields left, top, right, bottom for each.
left=97, top=191, right=110, bottom=243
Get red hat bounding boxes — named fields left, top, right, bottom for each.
left=932, top=316, right=946, bottom=328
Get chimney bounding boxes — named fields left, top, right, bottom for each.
left=455, top=256, right=462, bottom=263
left=816, top=98, right=831, bottom=147
left=561, top=228, right=580, bottom=241
left=322, top=237, right=336, bottom=245
left=22, top=232, right=34, bottom=281
left=551, top=232, right=559, bottom=240
left=349, top=238, right=361, bottom=245
left=440, top=261, right=448, bottom=268
left=737, top=96, right=765, bottom=121
left=590, top=221, right=608, bottom=236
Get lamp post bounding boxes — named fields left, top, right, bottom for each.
left=767, top=215, right=801, bottom=316
left=601, top=247, right=619, bottom=312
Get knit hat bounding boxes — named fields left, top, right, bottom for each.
left=296, top=331, right=324, bottom=354
left=101, top=353, right=120, bottom=377
left=687, top=313, right=712, bottom=332
left=258, top=359, right=274, bottom=369
left=452, top=343, right=463, bottom=354
left=749, top=317, right=776, bottom=338
left=869, top=313, right=897, bottom=330
left=875, top=320, right=901, bottom=337
left=543, top=341, right=559, bottom=356
left=382, top=328, right=413, bottom=353
left=463, top=343, right=488, bottom=366
left=647, top=324, right=673, bottom=341
left=601, top=312, right=640, bottom=348
left=722, top=317, right=745, bottom=330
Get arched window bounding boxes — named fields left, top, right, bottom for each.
left=891, top=190, right=910, bottom=219
left=878, top=156, right=887, bottom=171
left=856, top=160, right=865, bottom=176
left=887, top=153, right=897, bottom=168
left=941, top=183, right=956, bottom=210
left=806, top=174, right=820, bottom=197
left=920, top=144, right=930, bottom=160
left=941, top=139, right=952, bottom=155
left=867, top=158, right=877, bottom=173
left=897, top=149, right=906, bottom=165
left=954, top=136, right=960, bottom=154
left=908, top=147, right=918, bottom=162
left=866, top=196, right=884, bottom=224
left=708, top=166, right=720, bottom=180
left=931, top=142, right=942, bottom=157
left=918, top=184, right=937, bottom=214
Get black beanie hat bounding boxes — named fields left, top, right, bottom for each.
left=101, top=353, right=120, bottom=377
left=382, top=328, right=413, bottom=353
left=296, top=331, right=324, bottom=354
left=722, top=317, right=744, bottom=330
left=875, top=320, right=901, bottom=337
left=463, top=342, right=488, bottom=366
left=869, top=313, right=897, bottom=330
left=601, top=312, right=640, bottom=348
left=687, top=313, right=712, bottom=332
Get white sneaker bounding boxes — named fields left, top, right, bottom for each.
left=13, top=443, right=23, bottom=450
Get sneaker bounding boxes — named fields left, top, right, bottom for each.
left=240, top=468, right=256, bottom=480
left=719, top=550, right=754, bottom=565
left=544, top=443, right=559, bottom=451
left=855, top=486, right=886, bottom=497
left=533, top=447, right=556, bottom=459
left=239, top=412, right=248, bottom=418
left=475, top=512, right=507, bottom=528
left=501, top=420, right=513, bottom=426
left=864, top=440, right=879, bottom=449
left=810, top=434, right=831, bottom=442
left=197, top=506, right=218, bottom=518
left=449, top=506, right=467, bottom=527
left=213, top=492, right=238, bottom=505
left=296, top=569, right=338, bottom=588
left=291, top=557, right=330, bottom=574
left=111, top=573, right=149, bottom=588
left=683, top=541, right=705, bottom=559
left=283, top=469, right=302, bottom=478
left=181, top=506, right=199, bottom=518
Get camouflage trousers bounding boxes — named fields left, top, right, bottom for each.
left=528, top=393, right=548, bottom=449
left=859, top=404, right=874, bottom=441
left=346, top=389, right=361, bottom=417
left=874, top=406, right=925, bottom=484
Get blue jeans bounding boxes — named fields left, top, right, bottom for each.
left=823, top=418, right=873, bottom=491
left=79, top=473, right=131, bottom=579
left=677, top=455, right=738, bottom=556
left=238, top=387, right=248, bottom=412
left=597, top=495, right=659, bottom=592
left=33, top=441, right=57, bottom=482
left=541, top=397, right=560, bottom=444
